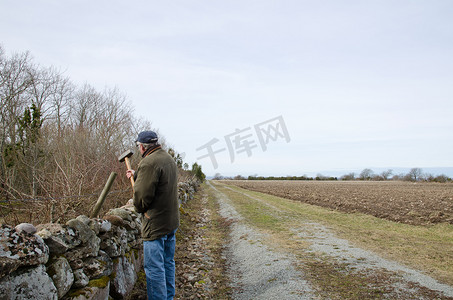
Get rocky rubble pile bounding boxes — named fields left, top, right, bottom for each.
left=0, top=205, right=142, bottom=299
left=176, top=204, right=216, bottom=299
left=178, top=180, right=198, bottom=204
left=174, top=191, right=232, bottom=300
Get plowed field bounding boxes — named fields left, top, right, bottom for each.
left=221, top=180, right=453, bottom=226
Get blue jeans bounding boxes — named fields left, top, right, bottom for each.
left=143, top=229, right=177, bottom=300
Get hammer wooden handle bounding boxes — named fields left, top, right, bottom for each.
left=125, top=157, right=135, bottom=186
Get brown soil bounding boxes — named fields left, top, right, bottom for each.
left=220, top=180, right=453, bottom=226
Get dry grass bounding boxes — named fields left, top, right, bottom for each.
left=202, top=184, right=234, bottom=298
left=175, top=184, right=232, bottom=299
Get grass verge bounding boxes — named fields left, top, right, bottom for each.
left=175, top=183, right=232, bottom=299
left=200, top=183, right=233, bottom=298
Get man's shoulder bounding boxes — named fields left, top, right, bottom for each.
left=144, top=149, right=175, bottom=164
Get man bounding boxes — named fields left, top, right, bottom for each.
left=126, top=130, right=179, bottom=300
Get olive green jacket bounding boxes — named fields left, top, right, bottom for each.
left=133, top=147, right=179, bottom=241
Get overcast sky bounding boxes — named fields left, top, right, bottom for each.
left=1, top=1, right=452, bottom=177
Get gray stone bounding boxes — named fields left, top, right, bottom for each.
left=88, top=218, right=102, bottom=235
left=65, top=238, right=100, bottom=262
left=76, top=215, right=91, bottom=226
left=65, top=219, right=101, bottom=261
left=0, top=224, right=49, bottom=279
left=66, top=219, right=96, bottom=244
left=99, top=237, right=122, bottom=258
left=82, top=250, right=113, bottom=279
left=106, top=208, right=133, bottom=222
left=36, top=223, right=80, bottom=254
left=134, top=215, right=142, bottom=229
left=178, top=181, right=198, bottom=203
left=121, top=204, right=137, bottom=214
left=126, top=231, right=136, bottom=242
left=130, top=248, right=143, bottom=275
left=68, top=257, right=84, bottom=270
left=100, top=226, right=128, bottom=258
left=103, top=214, right=124, bottom=227
left=120, top=200, right=134, bottom=208
left=15, top=223, right=37, bottom=234
left=110, top=255, right=137, bottom=299
left=98, top=219, right=112, bottom=233
left=63, top=277, right=110, bottom=300
left=37, top=228, right=52, bottom=239
left=122, top=219, right=136, bottom=231
left=72, top=269, right=89, bottom=288
left=0, top=264, right=58, bottom=300
left=47, top=256, right=74, bottom=298
left=129, top=238, right=142, bottom=249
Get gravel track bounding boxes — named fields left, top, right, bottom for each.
left=208, top=181, right=315, bottom=299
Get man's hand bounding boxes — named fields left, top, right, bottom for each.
left=126, top=169, right=135, bottom=179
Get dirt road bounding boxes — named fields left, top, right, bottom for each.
left=208, top=181, right=315, bottom=299
left=207, top=181, right=453, bottom=299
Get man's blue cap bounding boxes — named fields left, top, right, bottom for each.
left=136, top=130, right=158, bottom=143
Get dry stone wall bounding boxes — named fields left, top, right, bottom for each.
left=0, top=180, right=199, bottom=300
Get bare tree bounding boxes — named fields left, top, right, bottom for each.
left=340, top=172, right=355, bottom=181
left=407, top=168, right=423, bottom=182
left=380, top=169, right=393, bottom=180
left=96, top=87, right=134, bottom=153
left=0, top=47, right=34, bottom=199
left=70, top=83, right=102, bottom=130
left=213, top=173, right=224, bottom=180
left=48, top=75, right=74, bottom=137
left=359, top=168, right=374, bottom=180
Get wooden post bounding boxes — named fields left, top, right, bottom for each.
left=90, top=172, right=117, bottom=218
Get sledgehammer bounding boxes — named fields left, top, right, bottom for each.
left=118, top=150, right=135, bottom=187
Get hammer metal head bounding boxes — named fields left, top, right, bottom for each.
left=118, top=149, right=134, bottom=162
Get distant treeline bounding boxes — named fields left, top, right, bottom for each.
left=247, top=175, right=337, bottom=181
left=214, top=168, right=452, bottom=183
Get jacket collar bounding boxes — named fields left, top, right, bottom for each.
left=142, top=144, right=162, bottom=158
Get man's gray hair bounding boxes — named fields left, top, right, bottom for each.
left=139, top=141, right=158, bottom=150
